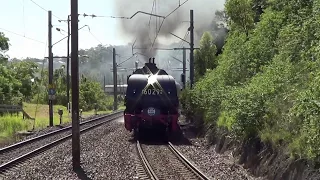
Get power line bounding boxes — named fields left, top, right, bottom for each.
left=155, top=0, right=158, bottom=36
left=150, top=0, right=189, bottom=50
left=166, top=0, right=189, bottom=18
left=117, top=54, right=136, bottom=66
left=150, top=19, right=165, bottom=50
left=86, top=27, right=102, bottom=44
left=29, top=0, right=63, bottom=20
left=78, top=11, right=165, bottom=20
left=148, top=0, right=156, bottom=26
left=85, top=27, right=123, bottom=58
left=0, top=27, right=45, bottom=44
left=148, top=0, right=156, bottom=45
left=171, top=29, right=189, bottom=59
left=130, top=1, right=158, bottom=57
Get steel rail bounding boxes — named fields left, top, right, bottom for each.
left=0, top=110, right=123, bottom=153
left=168, top=142, right=211, bottom=180
left=136, top=140, right=159, bottom=180
left=0, top=113, right=123, bottom=173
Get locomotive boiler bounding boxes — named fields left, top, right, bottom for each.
left=124, top=58, right=181, bottom=137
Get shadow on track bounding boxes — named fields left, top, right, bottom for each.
left=74, top=166, right=92, bottom=180
left=127, top=126, right=193, bottom=146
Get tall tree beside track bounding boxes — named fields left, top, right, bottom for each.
left=180, top=0, right=320, bottom=160
left=194, top=32, right=217, bottom=81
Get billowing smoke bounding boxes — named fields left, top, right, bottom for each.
left=114, top=0, right=226, bottom=62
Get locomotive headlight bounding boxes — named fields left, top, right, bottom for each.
left=148, top=75, right=157, bottom=85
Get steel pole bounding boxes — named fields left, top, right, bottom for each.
left=67, top=15, right=70, bottom=112
left=48, top=11, right=53, bottom=126
left=189, top=10, right=194, bottom=88
left=113, top=48, right=118, bottom=110
left=71, top=0, right=80, bottom=170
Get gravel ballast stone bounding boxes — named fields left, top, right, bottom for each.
left=2, top=118, right=137, bottom=180
left=0, top=113, right=121, bottom=166
left=2, top=117, right=267, bottom=180
left=174, top=135, right=266, bottom=180
left=0, top=113, right=109, bottom=149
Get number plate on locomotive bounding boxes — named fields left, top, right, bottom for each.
left=142, top=89, right=163, bottom=95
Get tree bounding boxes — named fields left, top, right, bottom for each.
left=180, top=0, right=320, bottom=162
left=211, top=10, right=229, bottom=56
left=194, top=32, right=217, bottom=81
left=79, top=75, right=111, bottom=111
left=225, top=0, right=255, bottom=35
left=9, top=61, right=39, bottom=101
left=0, top=32, right=9, bottom=64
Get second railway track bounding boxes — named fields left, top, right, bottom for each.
left=136, top=140, right=211, bottom=180
left=0, top=110, right=123, bottom=173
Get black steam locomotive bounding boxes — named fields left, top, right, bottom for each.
left=124, top=58, right=181, bottom=136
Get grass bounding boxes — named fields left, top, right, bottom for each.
left=0, top=102, right=124, bottom=145
left=0, top=115, right=29, bottom=144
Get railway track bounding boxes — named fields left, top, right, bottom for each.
left=0, top=110, right=123, bottom=173
left=136, top=140, right=211, bottom=180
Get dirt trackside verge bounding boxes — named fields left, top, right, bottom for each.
left=202, top=127, right=320, bottom=180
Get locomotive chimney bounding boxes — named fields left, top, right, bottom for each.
left=144, top=57, right=158, bottom=74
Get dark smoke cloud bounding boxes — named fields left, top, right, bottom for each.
left=114, top=0, right=225, bottom=62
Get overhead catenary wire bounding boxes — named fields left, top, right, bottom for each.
left=117, top=54, right=137, bottom=66
left=0, top=27, right=67, bottom=55
left=149, top=0, right=189, bottom=51
left=171, top=29, right=190, bottom=60
left=0, top=27, right=45, bottom=44
left=17, top=0, right=189, bottom=70
left=148, top=0, right=156, bottom=26
left=58, top=22, right=122, bottom=58
left=77, top=10, right=166, bottom=20
left=29, top=0, right=63, bottom=21
left=86, top=28, right=121, bottom=58
left=166, top=0, right=189, bottom=18
left=148, top=0, right=156, bottom=45
left=86, top=27, right=102, bottom=45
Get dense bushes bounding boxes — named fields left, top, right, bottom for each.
left=79, top=76, right=114, bottom=111
left=180, top=0, right=320, bottom=161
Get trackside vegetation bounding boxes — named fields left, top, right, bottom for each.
left=0, top=31, right=124, bottom=143
left=180, top=0, right=320, bottom=161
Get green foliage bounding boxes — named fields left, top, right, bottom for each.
left=0, top=115, right=28, bottom=138
left=79, top=75, right=113, bottom=111
left=0, top=32, right=9, bottom=64
left=194, top=32, right=217, bottom=81
left=225, top=0, right=255, bottom=33
left=180, top=0, right=320, bottom=161
left=287, top=69, right=320, bottom=159
left=0, top=31, right=115, bottom=114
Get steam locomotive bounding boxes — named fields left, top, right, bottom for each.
left=124, top=58, right=181, bottom=138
